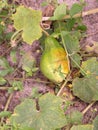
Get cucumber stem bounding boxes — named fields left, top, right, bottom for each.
left=42, top=29, right=50, bottom=36
left=57, top=72, right=71, bottom=96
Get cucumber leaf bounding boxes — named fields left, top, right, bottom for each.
left=61, top=31, right=81, bottom=68
left=70, top=3, right=83, bottom=17
left=0, top=111, right=11, bottom=118
left=50, top=3, right=66, bottom=20
left=73, top=58, right=98, bottom=103
left=70, top=53, right=82, bottom=67
left=73, top=76, right=98, bottom=103
left=61, top=31, right=80, bottom=54
left=93, top=116, right=98, bottom=130
left=10, top=93, right=67, bottom=130
left=12, top=6, right=42, bottom=44
left=66, top=110, right=83, bottom=125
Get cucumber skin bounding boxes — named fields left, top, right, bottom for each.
left=40, top=37, right=70, bottom=83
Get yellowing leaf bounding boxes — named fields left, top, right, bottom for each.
left=12, top=6, right=42, bottom=44
left=85, top=42, right=98, bottom=54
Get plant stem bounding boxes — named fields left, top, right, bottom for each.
left=58, top=21, right=87, bottom=76
left=81, top=53, right=98, bottom=57
left=11, top=30, right=22, bottom=41
left=7, top=77, right=50, bottom=84
left=0, top=15, right=7, bottom=18
left=42, top=29, right=49, bottom=36
left=58, top=21, right=70, bottom=70
left=57, top=72, right=71, bottom=96
left=58, top=22, right=68, bottom=55
left=70, top=56, right=87, bottom=76
left=42, top=8, right=98, bottom=21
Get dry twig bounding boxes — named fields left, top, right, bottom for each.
left=82, top=101, right=95, bottom=115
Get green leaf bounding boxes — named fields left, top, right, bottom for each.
left=5, top=32, right=13, bottom=41
left=93, top=116, right=98, bottom=130
left=50, top=3, right=66, bottom=20
left=19, top=127, right=34, bottom=130
left=73, top=75, right=98, bottom=103
left=70, top=53, right=82, bottom=68
left=61, top=31, right=80, bottom=54
left=53, top=21, right=67, bottom=33
left=73, top=31, right=82, bottom=40
left=66, top=111, right=83, bottom=125
left=8, top=81, right=23, bottom=93
left=12, top=81, right=23, bottom=90
left=76, top=24, right=87, bottom=32
left=10, top=93, right=67, bottom=130
left=66, top=18, right=76, bottom=31
left=0, top=24, right=4, bottom=42
left=12, top=6, right=42, bottom=44
left=69, top=3, right=83, bottom=17
left=0, top=77, right=7, bottom=85
left=61, top=31, right=81, bottom=68
left=81, top=57, right=98, bottom=76
left=0, top=111, right=11, bottom=118
left=73, top=58, right=98, bottom=102
left=0, top=58, right=14, bottom=77
left=71, top=124, right=93, bottom=130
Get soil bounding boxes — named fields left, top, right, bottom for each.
left=0, top=0, right=98, bottom=126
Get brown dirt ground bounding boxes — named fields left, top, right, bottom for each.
left=0, top=0, right=98, bottom=125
